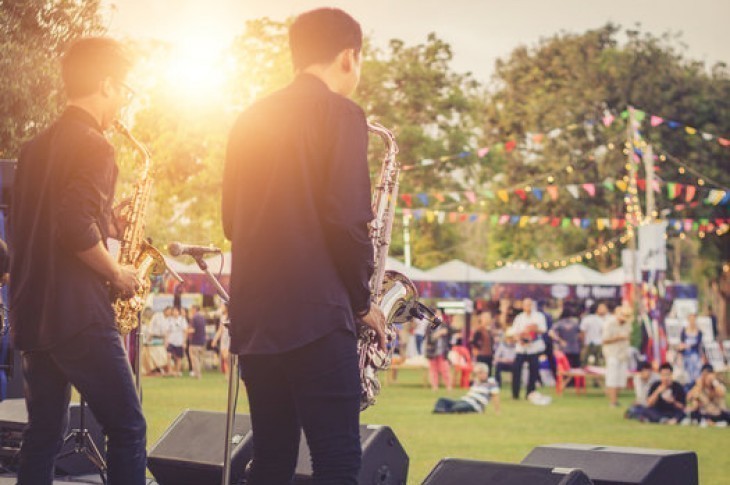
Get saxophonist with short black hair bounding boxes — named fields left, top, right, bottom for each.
left=222, top=8, right=385, bottom=484
left=8, top=37, right=147, bottom=485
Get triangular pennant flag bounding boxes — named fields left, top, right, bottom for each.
left=616, top=180, right=628, bottom=192
left=464, top=191, right=477, bottom=204
left=420, top=159, right=435, bottom=166
left=611, top=218, right=620, bottom=230
left=719, top=138, right=730, bottom=147
left=434, top=193, right=445, bottom=203
left=499, top=215, right=510, bottom=225
left=548, top=128, right=562, bottom=139
left=667, top=182, right=676, bottom=199
left=582, top=183, right=596, bottom=197
left=597, top=219, right=606, bottom=230
left=413, top=209, right=425, bottom=220
left=652, top=180, right=661, bottom=193
left=484, top=190, right=495, bottom=199
left=667, top=121, right=681, bottom=129
left=426, top=210, right=435, bottom=223
left=515, top=189, right=527, bottom=201
left=546, top=185, right=559, bottom=200
left=676, top=184, right=684, bottom=197
left=437, top=211, right=446, bottom=224
left=493, top=143, right=504, bottom=151
left=701, top=133, right=714, bottom=141
left=401, top=194, right=413, bottom=207
left=532, top=133, right=545, bottom=144
left=505, top=140, right=517, bottom=152
left=685, top=185, right=696, bottom=202
left=620, top=110, right=629, bottom=119
left=693, top=222, right=699, bottom=231
left=497, top=190, right=509, bottom=203
left=550, top=217, right=560, bottom=227
left=566, top=185, right=580, bottom=198
left=459, top=213, right=468, bottom=222
left=707, top=190, right=726, bottom=205
left=637, top=179, right=646, bottom=191
left=581, top=219, right=591, bottom=229
left=572, top=218, right=581, bottom=228
left=469, top=214, right=479, bottom=223
left=417, top=193, right=429, bottom=206
left=539, top=216, right=550, bottom=225
left=458, top=151, right=470, bottom=159
left=533, top=188, right=543, bottom=201
left=634, top=110, right=646, bottom=122
left=477, top=147, right=490, bottom=158
left=618, top=219, right=626, bottom=229
left=519, top=216, right=529, bottom=227
left=650, top=115, right=664, bottom=127
left=603, top=114, right=615, bottom=127
left=448, top=212, right=457, bottom=223
left=530, top=216, right=540, bottom=224
left=448, top=192, right=461, bottom=202
left=402, top=209, right=412, bottom=219
left=561, top=218, right=571, bottom=228
left=684, top=219, right=693, bottom=231
left=685, top=126, right=697, bottom=135
left=603, top=178, right=615, bottom=191
left=510, top=216, right=520, bottom=225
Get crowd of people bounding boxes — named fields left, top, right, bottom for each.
left=141, top=304, right=229, bottom=378
left=397, top=298, right=727, bottom=425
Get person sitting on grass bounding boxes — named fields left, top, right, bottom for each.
left=625, top=361, right=658, bottom=420
left=685, top=364, right=729, bottom=427
left=644, top=362, right=686, bottom=424
left=433, top=363, right=500, bottom=415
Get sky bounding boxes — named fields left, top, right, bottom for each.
left=102, top=0, right=730, bottom=82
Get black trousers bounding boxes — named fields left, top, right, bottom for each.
left=494, top=362, right=512, bottom=387
left=18, top=324, right=147, bottom=485
left=239, top=328, right=361, bottom=485
left=475, top=355, right=493, bottom=376
left=512, top=353, right=540, bottom=399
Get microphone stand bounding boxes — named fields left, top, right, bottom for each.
left=188, top=254, right=237, bottom=485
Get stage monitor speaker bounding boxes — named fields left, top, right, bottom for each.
left=293, top=424, right=408, bottom=484
left=521, top=443, right=698, bottom=485
left=148, top=410, right=409, bottom=485
left=147, top=410, right=253, bottom=485
left=422, top=458, right=593, bottom=485
left=0, top=399, right=105, bottom=475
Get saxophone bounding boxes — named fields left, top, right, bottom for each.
left=358, top=123, right=441, bottom=411
left=112, top=121, right=167, bottom=335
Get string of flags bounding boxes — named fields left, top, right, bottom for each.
left=618, top=107, right=730, bottom=149
left=397, top=183, right=729, bottom=207
left=398, top=207, right=729, bottom=234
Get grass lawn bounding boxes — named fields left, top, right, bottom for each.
left=141, top=368, right=728, bottom=484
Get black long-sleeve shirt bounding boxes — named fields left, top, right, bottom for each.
left=9, top=107, right=118, bottom=351
left=222, top=73, right=374, bottom=355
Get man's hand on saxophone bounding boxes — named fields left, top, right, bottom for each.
left=111, top=265, right=141, bottom=298
left=359, top=302, right=387, bottom=351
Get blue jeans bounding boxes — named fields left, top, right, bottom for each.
left=239, top=328, right=361, bottom=485
left=18, top=324, right=146, bottom=485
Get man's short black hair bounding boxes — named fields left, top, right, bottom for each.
left=61, top=37, right=132, bottom=98
left=637, top=361, right=652, bottom=371
left=289, top=8, right=362, bottom=71
left=659, top=362, right=673, bottom=373
left=701, top=363, right=714, bottom=374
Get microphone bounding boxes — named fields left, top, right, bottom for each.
left=168, top=242, right=222, bottom=258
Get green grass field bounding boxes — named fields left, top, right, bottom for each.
left=141, top=369, right=728, bottom=484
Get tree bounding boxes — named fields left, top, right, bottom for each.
left=0, top=0, right=104, bottom=157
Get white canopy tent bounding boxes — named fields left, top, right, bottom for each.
left=599, top=267, right=625, bottom=286
left=481, top=261, right=553, bottom=284
left=385, top=257, right=430, bottom=281
left=425, top=259, right=493, bottom=283
left=548, top=264, right=611, bottom=285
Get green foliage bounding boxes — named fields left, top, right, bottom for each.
left=0, top=0, right=103, bottom=157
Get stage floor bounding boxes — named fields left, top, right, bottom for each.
left=0, top=474, right=158, bottom=484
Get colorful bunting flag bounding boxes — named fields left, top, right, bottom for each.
left=505, top=140, right=517, bottom=152
left=650, top=115, right=664, bottom=127
left=582, top=183, right=596, bottom=197
left=546, top=185, right=559, bottom=201
left=566, top=185, right=580, bottom=199
left=533, top=188, right=543, bottom=201
left=464, top=191, right=476, bottom=204
left=685, top=127, right=697, bottom=135
left=616, top=180, right=628, bottom=192
left=417, top=193, right=429, bottom=206
left=497, top=190, right=509, bottom=203
left=603, top=179, right=615, bottom=191
left=401, top=194, right=412, bottom=207
left=515, top=189, right=527, bottom=201
left=685, top=185, right=696, bottom=202
left=477, top=147, right=490, bottom=158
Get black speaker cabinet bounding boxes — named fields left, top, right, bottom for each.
left=147, top=410, right=253, bottom=485
left=423, top=458, right=594, bottom=485
left=522, top=444, right=698, bottom=485
left=0, top=399, right=105, bottom=475
left=149, top=410, right=408, bottom=485
left=294, top=424, right=408, bottom=484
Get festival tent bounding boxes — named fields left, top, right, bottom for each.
left=425, top=259, right=493, bottom=282
left=599, top=267, right=625, bottom=286
left=385, top=257, right=430, bottom=281
left=480, top=261, right=553, bottom=284
left=548, top=264, right=611, bottom=285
